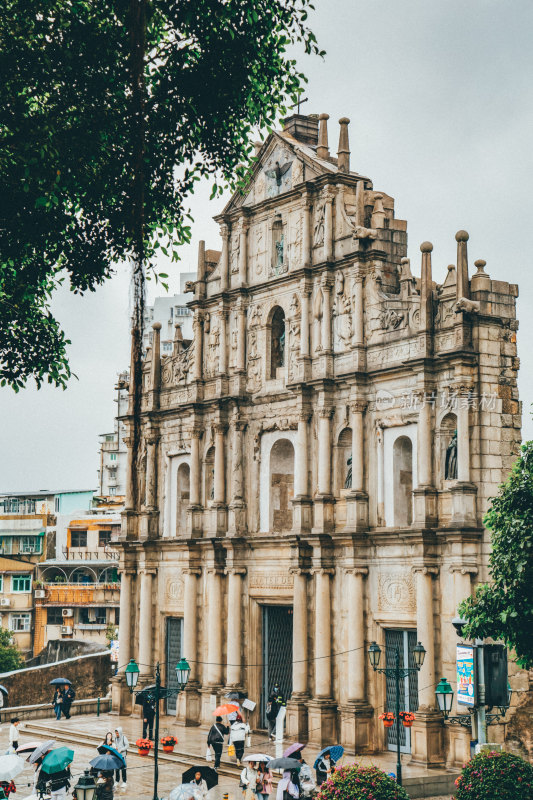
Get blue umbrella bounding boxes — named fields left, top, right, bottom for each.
left=90, top=754, right=124, bottom=771
left=313, top=746, right=344, bottom=769
left=96, top=745, right=126, bottom=765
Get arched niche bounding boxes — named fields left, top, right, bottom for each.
left=269, top=306, right=286, bottom=379
left=177, top=462, right=190, bottom=532
left=204, top=447, right=215, bottom=506
left=393, top=435, right=413, bottom=526
left=269, top=438, right=295, bottom=531
left=336, top=427, right=352, bottom=493
left=439, top=412, right=458, bottom=484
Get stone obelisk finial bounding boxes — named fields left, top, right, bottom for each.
left=420, top=241, right=433, bottom=334
left=337, top=117, right=350, bottom=172
left=317, top=113, right=330, bottom=160
left=455, top=230, right=469, bottom=300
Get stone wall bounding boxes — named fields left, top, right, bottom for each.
left=0, top=650, right=112, bottom=707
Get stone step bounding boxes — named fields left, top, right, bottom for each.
left=19, top=719, right=260, bottom=782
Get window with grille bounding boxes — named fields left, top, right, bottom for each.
left=70, top=530, right=87, bottom=548
left=10, top=613, right=30, bottom=632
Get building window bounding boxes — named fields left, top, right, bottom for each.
left=10, top=613, right=30, bottom=632
left=98, top=530, right=112, bottom=547
left=70, top=530, right=87, bottom=548
left=20, top=536, right=41, bottom=555
left=110, top=453, right=117, bottom=462
left=55, top=497, right=60, bottom=513
left=176, top=306, right=190, bottom=316
left=109, top=487, right=117, bottom=496
left=0, top=539, right=12, bottom=556
left=0, top=576, right=3, bottom=592
left=11, top=575, right=31, bottom=593
left=270, top=306, right=286, bottom=378
left=47, top=608, right=63, bottom=625
left=393, top=436, right=413, bottom=527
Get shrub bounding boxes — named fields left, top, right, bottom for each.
left=453, top=750, right=533, bottom=800
left=317, top=764, right=410, bottom=800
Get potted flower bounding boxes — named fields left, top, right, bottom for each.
left=161, top=735, right=177, bottom=753
left=135, top=738, right=153, bottom=756
left=398, top=711, right=415, bottom=728
left=378, top=712, right=395, bottom=728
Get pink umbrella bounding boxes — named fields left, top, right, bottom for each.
left=16, top=742, right=41, bottom=755
left=283, top=743, right=305, bottom=758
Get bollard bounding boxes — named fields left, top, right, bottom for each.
left=223, top=794, right=229, bottom=800
left=97, top=697, right=100, bottom=717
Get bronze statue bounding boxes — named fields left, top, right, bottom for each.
left=445, top=430, right=458, bottom=480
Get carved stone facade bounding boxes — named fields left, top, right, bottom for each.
left=113, top=113, right=522, bottom=767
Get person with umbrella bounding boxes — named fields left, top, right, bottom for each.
left=95, top=771, right=114, bottom=800
left=113, top=727, right=129, bottom=790
left=229, top=713, right=250, bottom=767
left=189, top=771, right=208, bottom=798
left=142, top=695, right=155, bottom=741
left=62, top=684, right=75, bottom=720
left=296, top=754, right=314, bottom=798
left=276, top=771, right=299, bottom=800
left=51, top=685, right=65, bottom=721
left=0, top=753, right=25, bottom=798
left=257, top=761, right=273, bottom=800
left=314, top=752, right=331, bottom=787
left=239, top=760, right=262, bottom=800
left=37, top=747, right=74, bottom=800
left=266, top=684, right=285, bottom=741
left=206, top=716, right=228, bottom=771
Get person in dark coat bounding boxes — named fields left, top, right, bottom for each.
left=95, top=771, right=114, bottom=800
left=142, top=697, right=155, bottom=740
left=52, top=687, right=64, bottom=721
left=207, top=715, right=229, bottom=770
left=62, top=684, right=75, bottom=719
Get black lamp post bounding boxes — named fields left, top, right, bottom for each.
left=126, top=656, right=191, bottom=800
left=74, top=770, right=96, bottom=800
left=368, top=640, right=426, bottom=787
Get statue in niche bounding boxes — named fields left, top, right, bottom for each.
left=344, top=455, right=352, bottom=489
left=288, top=295, right=301, bottom=381
left=230, top=233, right=240, bottom=274
left=445, top=430, right=458, bottom=480
left=275, top=235, right=284, bottom=269
left=313, top=202, right=325, bottom=246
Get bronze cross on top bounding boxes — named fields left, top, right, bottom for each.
left=291, top=95, right=308, bottom=114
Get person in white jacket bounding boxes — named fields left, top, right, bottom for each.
left=114, top=726, right=129, bottom=790
left=229, top=714, right=250, bottom=766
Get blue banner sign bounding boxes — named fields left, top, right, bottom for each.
left=457, top=644, right=476, bottom=706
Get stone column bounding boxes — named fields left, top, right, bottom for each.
left=183, top=569, right=200, bottom=682
left=117, top=569, right=133, bottom=669
left=219, top=223, right=230, bottom=291
left=414, top=394, right=438, bottom=526
left=414, top=567, right=437, bottom=709
left=236, top=306, right=246, bottom=372
left=138, top=570, right=154, bottom=675
left=314, top=569, right=333, bottom=698
left=238, top=220, right=248, bottom=286
left=295, top=413, right=309, bottom=497
left=317, top=408, right=332, bottom=495
left=229, top=418, right=247, bottom=535
left=324, top=192, right=334, bottom=262
left=350, top=403, right=364, bottom=493
left=193, top=313, right=204, bottom=380
left=189, top=430, right=201, bottom=507
left=347, top=568, right=367, bottom=702
left=302, top=199, right=312, bottom=267
left=352, top=274, right=364, bottom=346
left=144, top=436, right=158, bottom=509
left=321, top=277, right=332, bottom=353
left=300, top=283, right=311, bottom=358
left=225, top=568, right=246, bottom=687
left=213, top=425, right=226, bottom=505
left=292, top=569, right=308, bottom=695
left=219, top=310, right=227, bottom=374
left=207, top=569, right=223, bottom=685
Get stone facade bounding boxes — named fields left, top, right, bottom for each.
left=113, top=112, right=522, bottom=767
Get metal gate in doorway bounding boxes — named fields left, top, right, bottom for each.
left=384, top=629, right=419, bottom=753
left=166, top=617, right=183, bottom=714
left=261, top=605, right=293, bottom=727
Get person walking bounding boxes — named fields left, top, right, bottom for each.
left=191, top=771, right=208, bottom=798
left=113, top=727, right=129, bottom=791
left=266, top=684, right=285, bottom=740
left=257, top=761, right=273, bottom=800
left=62, top=684, right=75, bottom=719
left=37, top=764, right=72, bottom=800
left=240, top=761, right=261, bottom=800
left=52, top=686, right=64, bottom=721
left=142, top=697, right=155, bottom=741
left=229, top=714, right=250, bottom=766
left=297, top=755, right=315, bottom=798
left=315, top=752, right=332, bottom=787
left=95, top=771, right=114, bottom=800
left=8, top=718, right=19, bottom=753
left=276, top=770, right=299, bottom=800
left=207, top=716, right=228, bottom=771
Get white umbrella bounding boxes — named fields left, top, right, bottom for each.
left=0, top=754, right=25, bottom=781
left=169, top=784, right=205, bottom=800
left=28, top=741, right=55, bottom=765
left=243, top=754, right=272, bottom=763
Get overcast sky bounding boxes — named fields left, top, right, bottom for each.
left=1, top=0, right=532, bottom=492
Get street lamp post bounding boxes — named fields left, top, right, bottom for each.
left=368, top=640, right=426, bottom=787
left=125, top=656, right=191, bottom=800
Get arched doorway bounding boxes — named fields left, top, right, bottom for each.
left=270, top=307, right=286, bottom=378
left=393, top=436, right=413, bottom=526
left=269, top=438, right=294, bottom=530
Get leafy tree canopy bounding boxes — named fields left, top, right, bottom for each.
left=0, top=627, right=24, bottom=672
left=460, top=442, right=533, bottom=668
left=0, top=0, right=322, bottom=389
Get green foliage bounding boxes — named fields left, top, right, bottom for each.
left=460, top=442, right=533, bottom=668
left=0, top=627, right=24, bottom=672
left=317, top=764, right=410, bottom=800
left=453, top=750, right=533, bottom=800
left=0, top=0, right=322, bottom=388
left=105, top=622, right=118, bottom=646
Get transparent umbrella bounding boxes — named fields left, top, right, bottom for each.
left=169, top=784, right=205, bottom=800
left=0, top=755, right=25, bottom=781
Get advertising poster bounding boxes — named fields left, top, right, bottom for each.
left=457, top=644, right=476, bottom=706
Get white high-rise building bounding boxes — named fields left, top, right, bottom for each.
left=97, top=372, right=129, bottom=498
left=144, top=271, right=202, bottom=354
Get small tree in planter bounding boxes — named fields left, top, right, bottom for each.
left=453, top=750, right=533, bottom=800
left=317, top=764, right=410, bottom=800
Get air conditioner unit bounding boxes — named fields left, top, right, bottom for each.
left=34, top=590, right=46, bottom=599
left=0, top=599, right=11, bottom=607
left=60, top=626, right=71, bottom=635
left=62, top=608, right=73, bottom=618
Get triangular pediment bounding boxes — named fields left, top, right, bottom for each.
left=220, top=131, right=336, bottom=217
